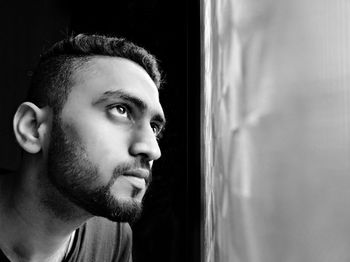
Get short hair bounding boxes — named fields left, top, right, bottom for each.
left=27, top=34, right=162, bottom=114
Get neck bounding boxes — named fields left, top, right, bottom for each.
left=0, top=158, right=91, bottom=262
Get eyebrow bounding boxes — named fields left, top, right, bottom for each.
left=93, top=90, right=166, bottom=127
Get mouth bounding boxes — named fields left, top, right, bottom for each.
left=123, top=168, right=150, bottom=185
left=109, top=168, right=151, bottom=201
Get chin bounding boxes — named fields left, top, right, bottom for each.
left=98, top=198, right=143, bottom=223
left=78, top=187, right=144, bottom=223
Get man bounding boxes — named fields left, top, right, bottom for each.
left=0, top=34, right=165, bottom=262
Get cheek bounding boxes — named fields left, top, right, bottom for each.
left=62, top=105, right=133, bottom=180
left=75, top=123, right=132, bottom=180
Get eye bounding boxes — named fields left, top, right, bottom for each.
left=108, top=104, right=130, bottom=118
left=151, top=123, right=163, bottom=138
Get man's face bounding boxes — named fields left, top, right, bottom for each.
left=47, top=57, right=165, bottom=222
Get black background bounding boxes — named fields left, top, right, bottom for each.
left=0, top=1, right=201, bottom=262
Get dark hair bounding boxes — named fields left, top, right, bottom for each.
left=27, top=34, right=162, bottom=114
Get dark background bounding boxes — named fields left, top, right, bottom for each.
left=0, top=1, right=200, bottom=262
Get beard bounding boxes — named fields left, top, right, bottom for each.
left=46, top=116, right=151, bottom=223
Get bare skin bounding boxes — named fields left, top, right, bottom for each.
left=0, top=57, right=164, bottom=262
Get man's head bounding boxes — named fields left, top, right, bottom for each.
left=13, top=34, right=165, bottom=223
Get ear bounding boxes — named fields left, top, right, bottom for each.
left=13, top=102, right=51, bottom=154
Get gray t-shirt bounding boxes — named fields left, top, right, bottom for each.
left=0, top=217, right=133, bottom=262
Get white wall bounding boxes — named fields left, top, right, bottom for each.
left=202, top=0, right=350, bottom=261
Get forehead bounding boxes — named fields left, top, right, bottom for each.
left=67, top=56, right=163, bottom=116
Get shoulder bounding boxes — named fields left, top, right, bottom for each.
left=85, top=217, right=133, bottom=253
left=71, top=218, right=133, bottom=262
left=85, top=217, right=132, bottom=241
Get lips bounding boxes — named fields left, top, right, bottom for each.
left=123, top=168, right=150, bottom=185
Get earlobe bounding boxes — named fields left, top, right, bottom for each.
left=13, top=102, right=50, bottom=154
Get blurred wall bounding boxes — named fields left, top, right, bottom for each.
left=202, top=0, right=350, bottom=261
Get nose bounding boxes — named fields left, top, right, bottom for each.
left=129, top=124, right=162, bottom=161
